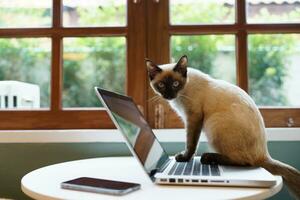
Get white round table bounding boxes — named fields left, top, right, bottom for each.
left=21, top=157, right=283, bottom=200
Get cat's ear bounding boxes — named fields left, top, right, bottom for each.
left=174, top=55, right=188, bottom=77
left=145, top=58, right=162, bottom=80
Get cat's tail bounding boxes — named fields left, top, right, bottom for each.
left=260, top=158, right=300, bottom=200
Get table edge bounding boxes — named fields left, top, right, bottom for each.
left=21, top=157, right=284, bottom=200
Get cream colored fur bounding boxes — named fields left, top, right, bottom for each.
left=150, top=63, right=300, bottom=199
left=155, top=65, right=268, bottom=165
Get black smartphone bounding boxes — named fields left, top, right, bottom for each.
left=61, top=177, right=141, bottom=196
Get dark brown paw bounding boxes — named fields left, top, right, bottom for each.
left=201, top=153, right=218, bottom=165
left=175, top=151, right=192, bottom=162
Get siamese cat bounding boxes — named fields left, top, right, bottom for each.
left=146, top=55, right=300, bottom=199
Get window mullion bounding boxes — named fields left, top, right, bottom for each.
left=146, top=0, right=171, bottom=128
left=127, top=0, right=148, bottom=116
left=53, top=0, right=62, bottom=28
left=236, top=0, right=248, bottom=92
left=51, top=0, right=63, bottom=111
left=50, top=37, right=62, bottom=111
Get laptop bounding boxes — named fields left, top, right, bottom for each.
left=95, top=87, right=277, bottom=187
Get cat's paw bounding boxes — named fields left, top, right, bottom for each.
left=175, top=151, right=192, bottom=162
left=200, top=153, right=218, bottom=165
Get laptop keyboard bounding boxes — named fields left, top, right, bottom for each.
left=168, top=157, right=220, bottom=176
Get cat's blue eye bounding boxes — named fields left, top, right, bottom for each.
left=173, top=81, right=179, bottom=87
left=158, top=82, right=165, bottom=88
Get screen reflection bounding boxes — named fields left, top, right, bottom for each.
left=99, top=89, right=169, bottom=178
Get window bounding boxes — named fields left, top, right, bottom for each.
left=171, top=35, right=236, bottom=84
left=62, top=37, right=126, bottom=108
left=146, top=0, right=300, bottom=128
left=0, top=0, right=147, bottom=129
left=0, top=38, right=51, bottom=109
left=248, top=34, right=300, bottom=107
left=0, top=0, right=299, bottom=129
left=63, top=0, right=126, bottom=27
left=0, top=0, right=52, bottom=28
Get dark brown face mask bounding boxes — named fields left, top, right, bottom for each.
left=154, top=75, right=185, bottom=100
left=146, top=55, right=188, bottom=100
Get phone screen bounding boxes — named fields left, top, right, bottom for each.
left=61, top=177, right=141, bottom=195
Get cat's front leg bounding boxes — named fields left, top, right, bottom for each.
left=175, top=114, right=203, bottom=162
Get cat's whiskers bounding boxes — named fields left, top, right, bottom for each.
left=178, top=94, right=192, bottom=101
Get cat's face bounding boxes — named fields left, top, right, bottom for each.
left=145, top=55, right=188, bottom=100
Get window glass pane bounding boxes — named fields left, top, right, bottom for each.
left=63, top=0, right=126, bottom=27
left=247, top=0, right=300, bottom=23
left=0, top=38, right=51, bottom=109
left=170, top=0, right=235, bottom=24
left=171, top=35, right=236, bottom=84
left=0, top=0, right=51, bottom=28
left=248, top=34, right=300, bottom=106
left=63, top=37, right=126, bottom=107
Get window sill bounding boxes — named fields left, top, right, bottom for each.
left=0, top=128, right=300, bottom=143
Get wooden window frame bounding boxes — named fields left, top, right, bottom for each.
left=0, top=0, right=147, bottom=129
left=0, top=0, right=299, bottom=130
left=146, top=0, right=300, bottom=128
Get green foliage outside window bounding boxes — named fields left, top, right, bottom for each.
left=63, top=37, right=126, bottom=107
left=0, top=2, right=299, bottom=107
left=0, top=7, right=51, bottom=27
left=67, top=3, right=126, bottom=26
left=248, top=34, right=295, bottom=106
left=0, top=38, right=51, bottom=107
left=171, top=3, right=300, bottom=106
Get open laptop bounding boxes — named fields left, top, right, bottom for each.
left=95, top=87, right=277, bottom=187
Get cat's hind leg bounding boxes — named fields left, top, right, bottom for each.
left=200, top=153, right=250, bottom=166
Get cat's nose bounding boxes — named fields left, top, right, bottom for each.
left=164, top=95, right=176, bottom=100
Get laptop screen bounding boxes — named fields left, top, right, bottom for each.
left=96, top=88, right=170, bottom=180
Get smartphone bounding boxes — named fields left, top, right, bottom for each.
left=61, top=177, right=141, bottom=196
